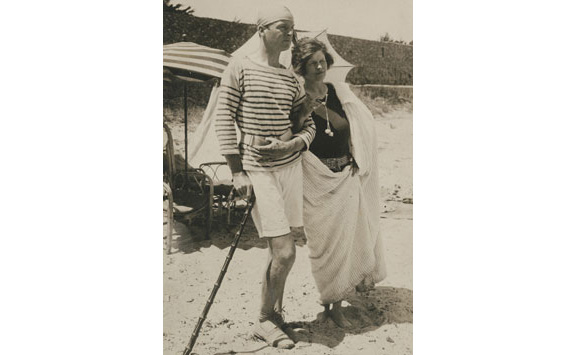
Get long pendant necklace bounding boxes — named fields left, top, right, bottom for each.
left=318, top=92, right=334, bottom=137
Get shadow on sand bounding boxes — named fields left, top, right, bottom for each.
left=284, top=286, right=413, bottom=349
left=170, top=214, right=308, bottom=254
left=189, top=287, right=412, bottom=354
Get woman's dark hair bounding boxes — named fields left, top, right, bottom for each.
left=291, top=37, right=334, bottom=76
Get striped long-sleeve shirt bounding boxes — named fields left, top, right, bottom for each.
left=215, top=57, right=316, bottom=171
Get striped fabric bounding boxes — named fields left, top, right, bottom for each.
left=215, top=57, right=316, bottom=171
left=302, top=82, right=386, bottom=304
left=163, top=42, right=231, bottom=79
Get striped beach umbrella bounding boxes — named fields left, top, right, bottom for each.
left=163, top=42, right=231, bottom=171
left=163, top=42, right=231, bottom=81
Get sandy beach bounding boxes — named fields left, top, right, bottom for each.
left=163, top=105, right=412, bottom=355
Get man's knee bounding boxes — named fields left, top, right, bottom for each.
left=269, top=235, right=296, bottom=267
left=274, top=246, right=295, bottom=267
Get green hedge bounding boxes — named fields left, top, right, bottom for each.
left=164, top=12, right=412, bottom=85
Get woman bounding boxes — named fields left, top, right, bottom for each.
left=291, top=38, right=387, bottom=328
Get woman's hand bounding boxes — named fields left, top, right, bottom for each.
left=290, top=94, right=321, bottom=132
left=301, top=93, right=322, bottom=116
left=351, top=159, right=359, bottom=176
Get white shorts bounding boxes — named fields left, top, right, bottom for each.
left=246, top=162, right=303, bottom=238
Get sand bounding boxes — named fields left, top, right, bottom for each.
left=163, top=107, right=412, bottom=355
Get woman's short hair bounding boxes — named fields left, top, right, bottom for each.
left=291, top=37, right=334, bottom=76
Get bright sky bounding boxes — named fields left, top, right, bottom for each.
left=173, top=0, right=412, bottom=42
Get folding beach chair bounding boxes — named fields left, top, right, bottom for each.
left=164, top=124, right=214, bottom=244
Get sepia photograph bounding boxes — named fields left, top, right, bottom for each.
left=163, top=1, right=413, bottom=354
left=4, top=1, right=576, bottom=355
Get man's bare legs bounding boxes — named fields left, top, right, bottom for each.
left=259, top=232, right=296, bottom=323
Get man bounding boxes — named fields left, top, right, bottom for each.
left=214, top=4, right=315, bottom=350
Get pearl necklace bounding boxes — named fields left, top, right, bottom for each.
left=316, top=92, right=334, bottom=137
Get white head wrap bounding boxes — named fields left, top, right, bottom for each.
left=256, top=5, right=294, bottom=28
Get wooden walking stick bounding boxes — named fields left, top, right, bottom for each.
left=182, top=193, right=255, bottom=355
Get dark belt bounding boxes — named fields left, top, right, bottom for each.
left=319, top=155, right=353, bottom=172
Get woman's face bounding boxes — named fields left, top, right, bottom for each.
left=303, top=50, right=328, bottom=83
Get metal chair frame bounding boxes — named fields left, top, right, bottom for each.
left=164, top=124, right=214, bottom=250
left=199, top=162, right=238, bottom=224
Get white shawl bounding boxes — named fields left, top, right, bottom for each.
left=302, top=82, right=386, bottom=304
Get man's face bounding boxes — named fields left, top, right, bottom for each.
left=262, top=20, right=294, bottom=52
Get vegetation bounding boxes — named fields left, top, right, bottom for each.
left=163, top=1, right=412, bottom=85
left=329, top=34, right=412, bottom=85
left=163, top=4, right=255, bottom=52
left=379, top=33, right=412, bottom=46
left=163, top=0, right=194, bottom=15
left=350, top=85, right=413, bottom=116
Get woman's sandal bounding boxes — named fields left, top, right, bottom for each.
left=253, top=319, right=295, bottom=349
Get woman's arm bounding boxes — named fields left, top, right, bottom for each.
left=289, top=94, right=317, bottom=133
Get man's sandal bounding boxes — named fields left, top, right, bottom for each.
left=253, top=319, right=295, bottom=349
left=270, top=311, right=285, bottom=327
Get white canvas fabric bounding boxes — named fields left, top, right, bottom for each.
left=187, top=85, right=222, bottom=166
left=232, top=29, right=354, bottom=83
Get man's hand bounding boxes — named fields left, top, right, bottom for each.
left=232, top=171, right=252, bottom=200
left=255, top=137, right=305, bottom=160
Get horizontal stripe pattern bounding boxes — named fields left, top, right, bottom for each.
left=163, top=42, right=231, bottom=79
left=215, top=57, right=316, bottom=171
